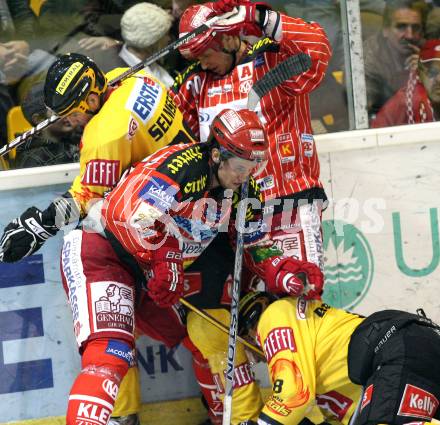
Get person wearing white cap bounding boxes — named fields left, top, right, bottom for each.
left=119, top=2, right=174, bottom=87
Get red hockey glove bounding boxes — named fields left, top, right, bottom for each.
left=265, top=256, right=324, bottom=299
left=147, top=237, right=184, bottom=307
left=212, top=2, right=271, bottom=37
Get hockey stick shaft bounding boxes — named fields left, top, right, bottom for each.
left=0, top=10, right=237, bottom=158
left=106, top=10, right=235, bottom=87
left=222, top=180, right=249, bottom=425
left=220, top=53, right=313, bottom=425
left=247, top=52, right=312, bottom=110
left=179, top=298, right=263, bottom=356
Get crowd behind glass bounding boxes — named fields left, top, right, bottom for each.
left=1, top=0, right=439, bottom=170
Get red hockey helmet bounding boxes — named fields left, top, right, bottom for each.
left=178, top=3, right=224, bottom=60
left=210, top=108, right=268, bottom=164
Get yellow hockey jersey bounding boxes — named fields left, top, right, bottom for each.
left=257, top=297, right=364, bottom=424
left=69, top=68, right=195, bottom=216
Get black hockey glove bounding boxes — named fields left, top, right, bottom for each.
left=238, top=421, right=258, bottom=425
left=0, top=206, right=58, bottom=263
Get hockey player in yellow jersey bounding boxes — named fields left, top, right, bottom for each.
left=237, top=293, right=440, bottom=425
left=0, top=52, right=194, bottom=261
left=0, top=53, right=195, bottom=425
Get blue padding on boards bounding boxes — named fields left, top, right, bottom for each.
left=0, top=308, right=53, bottom=393
left=0, top=254, right=45, bottom=288
left=0, top=308, right=44, bottom=341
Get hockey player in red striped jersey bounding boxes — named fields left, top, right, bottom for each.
left=60, top=108, right=324, bottom=425
left=170, top=2, right=331, bottom=421
left=171, top=1, right=332, bottom=275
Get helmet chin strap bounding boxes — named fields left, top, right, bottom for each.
left=219, top=39, right=247, bottom=76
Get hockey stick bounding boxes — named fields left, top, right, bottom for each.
left=0, top=9, right=239, bottom=158
left=222, top=180, right=249, bottom=425
left=247, top=52, right=312, bottom=110
left=179, top=298, right=264, bottom=357
left=221, top=52, right=313, bottom=425
left=348, top=386, right=364, bottom=425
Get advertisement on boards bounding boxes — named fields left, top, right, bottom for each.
left=0, top=138, right=439, bottom=421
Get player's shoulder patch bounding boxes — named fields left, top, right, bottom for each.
left=248, top=176, right=263, bottom=203
left=156, top=143, right=209, bottom=198
left=171, top=61, right=204, bottom=92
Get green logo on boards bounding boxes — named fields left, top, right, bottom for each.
left=322, top=220, right=374, bottom=309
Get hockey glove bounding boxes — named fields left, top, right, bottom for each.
left=212, top=2, right=272, bottom=37
left=265, top=256, right=324, bottom=299
left=147, top=236, right=184, bottom=307
left=0, top=207, right=58, bottom=263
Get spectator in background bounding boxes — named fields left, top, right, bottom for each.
left=426, top=4, right=440, bottom=39
left=14, top=82, right=81, bottom=168
left=364, top=0, right=428, bottom=117
left=0, top=0, right=55, bottom=146
left=167, top=0, right=205, bottom=76
left=372, top=39, right=440, bottom=127
left=2, top=0, right=58, bottom=95
left=0, top=51, right=14, bottom=147
left=35, top=0, right=132, bottom=72
left=172, top=0, right=200, bottom=19
left=118, top=2, right=174, bottom=87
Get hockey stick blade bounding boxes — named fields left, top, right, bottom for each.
left=247, top=53, right=312, bottom=110
left=107, top=9, right=238, bottom=87
left=0, top=9, right=239, bottom=158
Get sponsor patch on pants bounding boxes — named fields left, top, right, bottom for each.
left=91, top=281, right=135, bottom=337
left=105, top=340, right=135, bottom=367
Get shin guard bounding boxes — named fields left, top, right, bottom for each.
left=67, top=339, right=133, bottom=425
left=183, top=336, right=223, bottom=424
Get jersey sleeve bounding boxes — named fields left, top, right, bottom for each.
left=169, top=63, right=204, bottom=139
left=104, top=166, right=182, bottom=267
left=268, top=13, right=332, bottom=95
left=256, top=300, right=315, bottom=424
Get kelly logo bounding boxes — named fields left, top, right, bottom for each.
left=322, top=220, right=374, bottom=309
left=398, top=384, right=439, bottom=419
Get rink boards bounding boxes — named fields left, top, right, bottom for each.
left=0, top=122, right=439, bottom=423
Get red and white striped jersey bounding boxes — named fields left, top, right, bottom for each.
left=102, top=143, right=266, bottom=269
left=171, top=13, right=331, bottom=201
